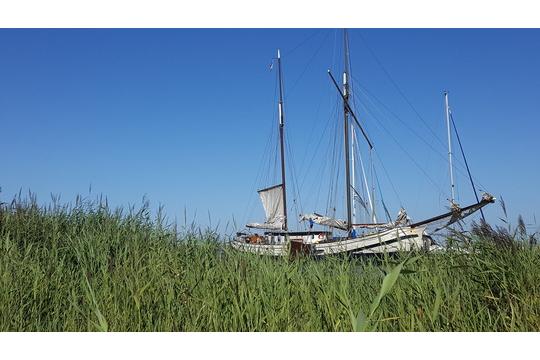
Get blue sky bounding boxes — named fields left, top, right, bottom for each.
left=0, top=29, right=538, bottom=233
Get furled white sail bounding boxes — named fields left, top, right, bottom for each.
left=394, top=208, right=411, bottom=226
left=246, top=184, right=285, bottom=230
left=300, top=213, right=348, bottom=231
left=245, top=221, right=284, bottom=230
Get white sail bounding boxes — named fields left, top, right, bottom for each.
left=246, top=184, right=285, bottom=230
left=300, top=213, right=348, bottom=231
left=259, top=184, right=285, bottom=222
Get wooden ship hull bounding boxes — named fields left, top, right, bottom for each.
left=231, top=226, right=427, bottom=257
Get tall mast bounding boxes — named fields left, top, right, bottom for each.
left=343, top=29, right=353, bottom=233
left=444, top=91, right=456, bottom=204
left=277, top=49, right=288, bottom=231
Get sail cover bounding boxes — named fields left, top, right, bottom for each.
left=246, top=184, right=285, bottom=230
left=300, top=213, right=348, bottom=231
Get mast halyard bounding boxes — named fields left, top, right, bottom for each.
left=277, top=49, right=288, bottom=231
left=343, top=30, right=353, bottom=234
left=444, top=91, right=456, bottom=205
left=355, top=134, right=376, bottom=224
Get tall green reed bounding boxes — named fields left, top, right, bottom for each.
left=0, top=194, right=538, bottom=331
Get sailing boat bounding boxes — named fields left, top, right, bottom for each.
left=231, top=32, right=494, bottom=257
left=231, top=49, right=331, bottom=256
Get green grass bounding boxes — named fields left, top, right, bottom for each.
left=0, top=195, right=539, bottom=331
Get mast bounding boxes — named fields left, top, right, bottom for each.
left=343, top=30, right=353, bottom=233
left=444, top=91, right=456, bottom=204
left=351, top=124, right=356, bottom=225
left=346, top=30, right=376, bottom=226
left=277, top=49, right=288, bottom=231
left=370, top=150, right=377, bottom=223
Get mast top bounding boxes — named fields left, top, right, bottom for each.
left=444, top=89, right=456, bottom=204
left=444, top=90, right=451, bottom=112
left=277, top=48, right=281, bottom=59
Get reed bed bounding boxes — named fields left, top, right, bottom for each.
left=0, top=195, right=538, bottom=331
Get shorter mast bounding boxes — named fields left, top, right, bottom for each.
left=444, top=91, right=456, bottom=204
left=343, top=30, right=352, bottom=233
left=351, top=124, right=356, bottom=225
left=277, top=49, right=288, bottom=231
left=369, top=149, right=377, bottom=223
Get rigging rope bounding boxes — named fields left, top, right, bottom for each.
left=357, top=94, right=448, bottom=197
left=353, top=134, right=376, bottom=223
left=352, top=79, right=488, bottom=198
left=296, top=37, right=338, bottom=189
left=372, top=150, right=403, bottom=208
left=449, top=111, right=486, bottom=221
left=352, top=80, right=446, bottom=161
left=285, top=130, right=305, bottom=229
left=285, top=30, right=331, bottom=100
left=241, top=72, right=279, bottom=227
left=325, top=101, right=344, bottom=220
left=299, top=98, right=337, bottom=211
left=374, top=167, right=392, bottom=222
left=283, top=29, right=324, bottom=58
left=357, top=31, right=447, bottom=150
left=348, top=40, right=379, bottom=224
left=314, top=100, right=340, bottom=216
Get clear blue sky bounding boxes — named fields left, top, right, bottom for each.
left=1, top=29, right=538, bottom=233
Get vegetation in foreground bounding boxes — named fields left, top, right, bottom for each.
left=0, top=195, right=539, bottom=331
